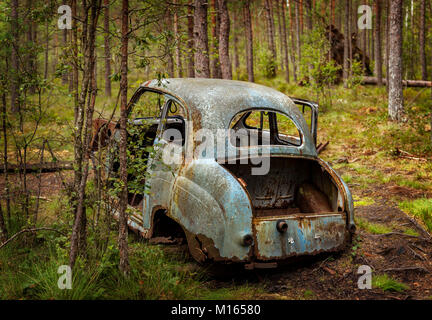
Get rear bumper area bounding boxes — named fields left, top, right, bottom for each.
left=253, top=213, right=348, bottom=261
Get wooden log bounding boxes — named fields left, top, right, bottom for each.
left=362, top=76, right=432, bottom=87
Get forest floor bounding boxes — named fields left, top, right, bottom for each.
left=1, top=80, right=432, bottom=299
left=4, top=169, right=431, bottom=300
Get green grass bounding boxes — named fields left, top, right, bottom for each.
left=341, top=173, right=353, bottom=184
left=353, top=195, right=375, bottom=207
left=399, top=198, right=432, bottom=232
left=0, top=213, right=264, bottom=300
left=355, top=217, right=393, bottom=234
left=373, top=274, right=410, bottom=293
left=403, top=228, right=420, bottom=237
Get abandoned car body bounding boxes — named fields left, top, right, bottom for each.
left=93, top=78, right=355, bottom=268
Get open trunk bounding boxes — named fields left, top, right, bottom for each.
left=222, top=157, right=342, bottom=217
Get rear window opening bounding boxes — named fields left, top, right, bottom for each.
left=222, top=157, right=342, bottom=217
left=229, top=110, right=302, bottom=147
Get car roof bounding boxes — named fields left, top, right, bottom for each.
left=142, top=78, right=307, bottom=132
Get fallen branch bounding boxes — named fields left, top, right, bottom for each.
left=0, top=227, right=67, bottom=250
left=0, top=161, right=73, bottom=173
left=371, top=232, right=432, bottom=243
left=403, top=214, right=432, bottom=241
left=362, top=77, right=432, bottom=88
left=383, top=266, right=430, bottom=273
left=406, top=245, right=426, bottom=261
left=317, top=141, right=329, bottom=154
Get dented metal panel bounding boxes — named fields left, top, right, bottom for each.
left=169, top=159, right=254, bottom=261
left=253, top=214, right=347, bottom=260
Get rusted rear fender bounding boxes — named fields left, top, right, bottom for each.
left=170, top=159, right=253, bottom=262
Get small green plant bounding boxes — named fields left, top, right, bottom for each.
left=346, top=60, right=364, bottom=91
left=373, top=274, right=409, bottom=292
left=303, top=289, right=315, bottom=299
left=350, top=235, right=362, bottom=257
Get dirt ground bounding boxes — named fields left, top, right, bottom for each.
left=193, top=183, right=432, bottom=300
left=253, top=201, right=432, bottom=300
left=2, top=171, right=432, bottom=300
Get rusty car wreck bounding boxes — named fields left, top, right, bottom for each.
left=92, top=78, right=356, bottom=269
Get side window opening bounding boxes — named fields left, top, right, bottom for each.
left=128, top=90, right=167, bottom=151
left=230, top=109, right=302, bottom=147
left=160, top=100, right=186, bottom=147
left=275, top=113, right=301, bottom=146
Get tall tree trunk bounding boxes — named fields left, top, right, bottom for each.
left=294, top=0, right=301, bottom=64
left=289, top=0, right=297, bottom=81
left=374, top=0, right=383, bottom=85
left=281, top=0, right=290, bottom=82
left=362, top=1, right=367, bottom=73
left=165, top=10, right=175, bottom=77
left=276, top=0, right=284, bottom=71
left=336, top=0, right=342, bottom=30
left=44, top=21, right=49, bottom=80
left=10, top=0, right=19, bottom=113
left=187, top=3, right=195, bottom=77
left=388, top=0, right=404, bottom=121
left=385, top=0, right=390, bottom=92
left=173, top=0, right=183, bottom=77
left=348, top=0, right=353, bottom=77
left=69, top=0, right=100, bottom=269
left=218, top=0, right=231, bottom=79
left=210, top=0, right=221, bottom=78
left=26, top=0, right=36, bottom=94
left=243, top=0, right=254, bottom=82
left=329, top=1, right=333, bottom=61
left=343, top=0, right=350, bottom=87
left=419, top=0, right=427, bottom=80
left=119, top=0, right=130, bottom=275
left=352, top=0, right=358, bottom=47
left=104, top=0, right=112, bottom=96
left=264, top=0, right=277, bottom=75
left=299, top=0, right=303, bottom=34
left=331, top=0, right=336, bottom=25
left=1, top=93, right=10, bottom=234
left=193, top=0, right=210, bottom=78
left=409, top=0, right=414, bottom=80
left=304, top=0, right=312, bottom=31
left=72, top=0, right=79, bottom=125
left=232, top=10, right=240, bottom=76
left=62, top=29, right=69, bottom=85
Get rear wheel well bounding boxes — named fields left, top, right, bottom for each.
left=152, top=210, right=186, bottom=240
